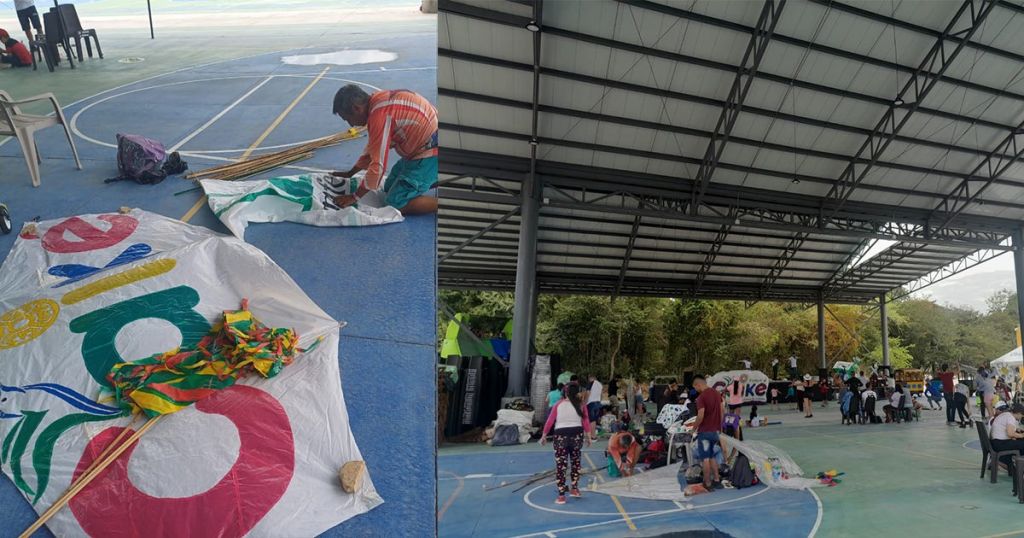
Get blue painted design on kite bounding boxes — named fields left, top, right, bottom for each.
left=0, top=382, right=121, bottom=417
left=48, top=243, right=153, bottom=287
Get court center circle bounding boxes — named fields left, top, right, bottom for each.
left=69, top=74, right=380, bottom=155
left=521, top=478, right=771, bottom=517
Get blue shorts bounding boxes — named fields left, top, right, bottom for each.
left=694, top=431, right=720, bottom=461
left=383, top=155, right=437, bottom=209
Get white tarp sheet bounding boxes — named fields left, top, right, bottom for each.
left=0, top=209, right=381, bottom=536
left=201, top=172, right=403, bottom=239
left=594, top=437, right=819, bottom=501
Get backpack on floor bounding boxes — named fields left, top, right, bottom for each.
left=684, top=464, right=703, bottom=484
left=729, top=453, right=755, bottom=488
left=490, top=424, right=520, bottom=446
left=106, top=134, right=187, bottom=185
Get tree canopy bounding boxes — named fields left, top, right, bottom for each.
left=439, top=289, right=1019, bottom=380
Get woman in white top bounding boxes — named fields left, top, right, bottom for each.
left=540, top=384, right=592, bottom=505
left=990, top=403, right=1024, bottom=495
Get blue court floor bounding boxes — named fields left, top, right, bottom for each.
left=438, top=440, right=820, bottom=538
left=0, top=32, right=436, bottom=537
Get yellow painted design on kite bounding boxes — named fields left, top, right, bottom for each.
left=0, top=299, right=60, bottom=350
left=61, top=259, right=177, bottom=305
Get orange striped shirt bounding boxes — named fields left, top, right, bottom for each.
left=355, top=89, right=438, bottom=190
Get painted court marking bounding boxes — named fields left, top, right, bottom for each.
left=68, top=74, right=378, bottom=155
left=583, top=452, right=636, bottom=531
left=437, top=471, right=464, bottom=523
left=241, top=66, right=330, bottom=160
left=178, top=67, right=331, bottom=223
left=168, top=76, right=275, bottom=152
left=512, top=487, right=773, bottom=538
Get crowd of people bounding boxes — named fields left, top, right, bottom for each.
left=539, top=372, right=760, bottom=502
left=535, top=359, right=1024, bottom=503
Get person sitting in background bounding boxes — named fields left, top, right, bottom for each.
left=663, top=379, right=681, bottom=408
left=599, top=406, right=617, bottom=433
left=883, top=385, right=904, bottom=423
left=991, top=403, right=1024, bottom=496
left=0, top=29, right=31, bottom=68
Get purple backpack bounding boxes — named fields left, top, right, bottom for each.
left=108, top=134, right=170, bottom=184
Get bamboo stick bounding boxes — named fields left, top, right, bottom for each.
left=20, top=416, right=162, bottom=538
left=185, top=128, right=364, bottom=182
left=73, top=415, right=139, bottom=482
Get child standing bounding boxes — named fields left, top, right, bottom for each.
left=770, top=386, right=780, bottom=411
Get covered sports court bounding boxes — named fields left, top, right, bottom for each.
left=0, top=2, right=436, bottom=536
left=437, top=0, right=1024, bottom=536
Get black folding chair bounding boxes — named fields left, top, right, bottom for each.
left=28, top=33, right=55, bottom=72
left=42, top=11, right=74, bottom=67
left=55, top=4, right=102, bottom=60
left=977, top=421, right=1017, bottom=484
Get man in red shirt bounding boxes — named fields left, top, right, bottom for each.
left=0, top=28, right=32, bottom=68
left=330, top=84, right=437, bottom=215
left=691, top=374, right=724, bottom=491
left=937, top=364, right=957, bottom=426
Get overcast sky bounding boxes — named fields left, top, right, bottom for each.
left=908, top=253, right=1016, bottom=312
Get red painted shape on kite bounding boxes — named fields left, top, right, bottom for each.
left=68, top=385, right=295, bottom=537
left=42, top=215, right=138, bottom=253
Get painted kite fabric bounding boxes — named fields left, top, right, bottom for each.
left=0, top=209, right=381, bottom=537
left=108, top=300, right=316, bottom=418
left=201, top=172, right=404, bottom=240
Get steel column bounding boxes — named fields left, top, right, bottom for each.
left=508, top=0, right=543, bottom=397
left=1014, top=230, right=1024, bottom=352
left=817, top=297, right=826, bottom=370
left=880, top=293, right=890, bottom=372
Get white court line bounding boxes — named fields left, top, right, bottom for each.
left=0, top=46, right=316, bottom=150
left=168, top=76, right=274, bottom=152
left=509, top=485, right=770, bottom=536
left=69, top=74, right=378, bottom=153
left=809, top=488, right=823, bottom=537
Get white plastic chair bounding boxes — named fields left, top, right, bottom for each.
left=0, top=90, right=81, bottom=187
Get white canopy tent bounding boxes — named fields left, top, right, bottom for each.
left=991, top=347, right=1023, bottom=374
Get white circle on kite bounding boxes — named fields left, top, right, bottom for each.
left=115, top=318, right=183, bottom=362
left=127, top=412, right=241, bottom=498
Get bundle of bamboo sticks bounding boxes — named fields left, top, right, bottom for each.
left=185, top=127, right=365, bottom=182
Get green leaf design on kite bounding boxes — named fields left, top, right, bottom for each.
left=29, top=411, right=125, bottom=503
left=214, top=178, right=315, bottom=217
left=9, top=410, right=46, bottom=497
left=1, top=414, right=26, bottom=464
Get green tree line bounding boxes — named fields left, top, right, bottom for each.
left=439, top=289, right=1021, bottom=379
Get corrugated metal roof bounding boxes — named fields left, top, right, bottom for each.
left=438, top=0, right=1024, bottom=303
